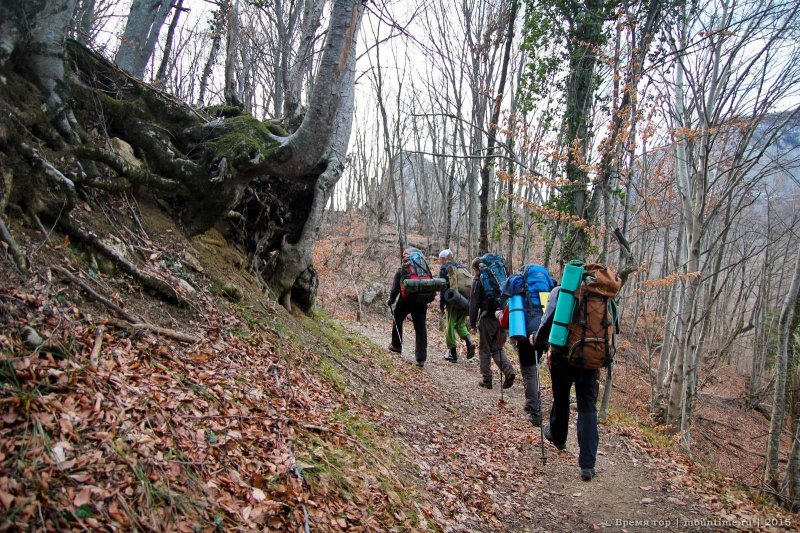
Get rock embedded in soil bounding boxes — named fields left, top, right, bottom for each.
left=361, top=283, right=385, bottom=305
left=22, top=326, right=43, bottom=347
left=222, top=282, right=243, bottom=302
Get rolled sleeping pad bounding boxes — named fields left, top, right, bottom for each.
left=402, top=277, right=448, bottom=294
left=549, top=261, right=584, bottom=347
left=508, top=294, right=527, bottom=340
left=443, top=288, right=469, bottom=310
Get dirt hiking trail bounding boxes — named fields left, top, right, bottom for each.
left=344, top=317, right=736, bottom=533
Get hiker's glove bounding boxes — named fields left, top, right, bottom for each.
left=529, top=334, right=547, bottom=352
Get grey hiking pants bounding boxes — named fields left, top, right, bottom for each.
left=516, top=338, right=543, bottom=415
left=478, top=315, right=514, bottom=381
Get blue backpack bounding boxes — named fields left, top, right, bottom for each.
left=522, top=264, right=555, bottom=311
left=479, top=254, right=508, bottom=309
left=501, top=265, right=555, bottom=313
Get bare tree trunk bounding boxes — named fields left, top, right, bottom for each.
left=444, top=158, right=456, bottom=248
left=155, top=0, right=185, bottom=84
left=271, top=0, right=292, bottom=117
left=198, top=4, right=227, bottom=106
left=479, top=0, right=517, bottom=255
left=371, top=41, right=403, bottom=253
left=264, top=0, right=364, bottom=309
left=71, top=0, right=97, bottom=44
left=657, top=228, right=681, bottom=398
left=752, top=208, right=774, bottom=399
left=505, top=54, right=525, bottom=269
left=115, top=0, right=172, bottom=79
left=765, top=246, right=800, bottom=491
left=670, top=212, right=701, bottom=442
left=665, top=3, right=694, bottom=438
left=782, top=367, right=800, bottom=507
left=224, top=0, right=242, bottom=107
left=285, top=0, right=324, bottom=118
left=505, top=148, right=516, bottom=269
left=261, top=0, right=363, bottom=180
left=462, top=0, right=489, bottom=260
left=239, top=29, right=252, bottom=113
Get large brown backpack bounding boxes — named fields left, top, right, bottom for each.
left=566, top=264, right=622, bottom=370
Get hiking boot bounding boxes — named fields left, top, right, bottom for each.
left=543, top=424, right=566, bottom=450
left=502, top=373, right=516, bottom=389
left=387, top=344, right=402, bottom=354
left=580, top=468, right=596, bottom=481
left=524, top=409, right=542, bottom=427
left=465, top=340, right=475, bottom=360
left=479, top=379, right=492, bottom=389
left=441, top=348, right=458, bottom=363
left=415, top=361, right=424, bottom=368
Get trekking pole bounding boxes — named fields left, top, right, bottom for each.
left=499, top=358, right=505, bottom=404
left=535, top=350, right=546, bottom=465
left=388, top=302, right=403, bottom=352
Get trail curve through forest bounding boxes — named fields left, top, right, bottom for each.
left=346, top=318, right=716, bottom=533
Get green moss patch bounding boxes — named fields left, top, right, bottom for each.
left=203, top=115, right=283, bottom=168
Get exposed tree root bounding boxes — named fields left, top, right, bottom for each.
left=52, top=265, right=198, bottom=344
left=0, top=215, right=28, bottom=276
left=57, top=219, right=187, bottom=306
left=19, top=143, right=77, bottom=199
left=89, top=325, right=105, bottom=368
left=53, top=265, right=139, bottom=322
left=74, top=145, right=179, bottom=191
left=103, top=317, right=200, bottom=344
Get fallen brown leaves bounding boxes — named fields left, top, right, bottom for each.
left=607, top=416, right=795, bottom=529
left=358, top=332, right=551, bottom=532
left=0, top=277, right=436, bottom=531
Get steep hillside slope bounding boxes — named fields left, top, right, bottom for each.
left=0, top=193, right=444, bottom=531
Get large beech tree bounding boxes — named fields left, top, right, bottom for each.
left=0, top=0, right=366, bottom=312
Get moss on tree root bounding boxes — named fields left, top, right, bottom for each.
left=202, top=115, right=283, bottom=170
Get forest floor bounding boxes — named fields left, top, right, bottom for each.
left=340, top=314, right=792, bottom=532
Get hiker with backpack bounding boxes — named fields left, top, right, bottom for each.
left=437, top=249, right=476, bottom=363
left=387, top=247, right=438, bottom=368
left=502, top=264, right=556, bottom=426
left=532, top=262, right=623, bottom=482
left=469, top=254, right=515, bottom=390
